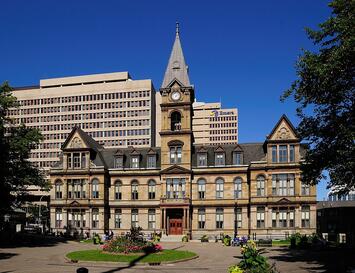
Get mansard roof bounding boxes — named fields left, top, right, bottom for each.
left=192, top=143, right=266, bottom=167
left=161, top=23, right=190, bottom=88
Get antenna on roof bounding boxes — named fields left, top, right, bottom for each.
left=176, top=21, right=180, bottom=35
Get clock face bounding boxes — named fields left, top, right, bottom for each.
left=171, top=91, right=181, bottom=101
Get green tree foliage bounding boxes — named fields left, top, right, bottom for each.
left=282, top=0, right=355, bottom=192
left=0, top=82, right=48, bottom=215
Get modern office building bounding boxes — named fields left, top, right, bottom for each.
left=193, top=101, right=238, bottom=145
left=49, top=24, right=316, bottom=239
left=8, top=72, right=156, bottom=171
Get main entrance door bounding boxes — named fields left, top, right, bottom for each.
left=169, top=218, right=183, bottom=235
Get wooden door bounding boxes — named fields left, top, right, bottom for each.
left=169, top=218, right=183, bottom=235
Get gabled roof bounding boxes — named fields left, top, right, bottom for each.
left=267, top=114, right=299, bottom=140
left=161, top=23, right=190, bottom=88
left=61, top=127, right=103, bottom=152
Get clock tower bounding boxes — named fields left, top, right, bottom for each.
left=159, top=23, right=194, bottom=236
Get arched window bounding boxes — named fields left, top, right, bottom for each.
left=55, top=180, right=63, bottom=199
left=114, top=181, right=122, bottom=200
left=171, top=111, right=182, bottom=131
left=256, top=175, right=265, bottom=196
left=92, top=179, right=99, bottom=198
left=131, top=181, right=139, bottom=200
left=234, top=177, right=242, bottom=198
left=197, top=179, right=206, bottom=199
left=216, top=178, right=224, bottom=199
left=148, top=180, right=156, bottom=199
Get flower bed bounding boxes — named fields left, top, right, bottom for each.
left=101, top=236, right=162, bottom=254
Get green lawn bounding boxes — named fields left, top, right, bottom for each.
left=66, top=249, right=197, bottom=263
left=272, top=240, right=290, bottom=246
left=79, top=239, right=93, bottom=244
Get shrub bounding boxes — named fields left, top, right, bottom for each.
left=200, top=235, right=209, bottom=242
left=182, top=235, right=189, bottom=242
left=223, top=236, right=231, bottom=246
left=228, top=264, right=244, bottom=273
left=228, top=240, right=278, bottom=273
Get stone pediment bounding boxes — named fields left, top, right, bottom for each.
left=69, top=201, right=81, bottom=207
left=160, top=165, right=191, bottom=174
left=197, top=146, right=208, bottom=153
left=276, top=198, right=291, bottom=204
left=233, top=145, right=243, bottom=152
left=147, top=148, right=157, bottom=155
left=62, top=127, right=102, bottom=151
left=214, top=145, right=225, bottom=152
left=267, top=115, right=298, bottom=141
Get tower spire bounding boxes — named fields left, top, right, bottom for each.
left=161, top=23, right=190, bottom=88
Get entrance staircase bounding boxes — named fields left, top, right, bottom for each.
left=160, top=234, right=183, bottom=242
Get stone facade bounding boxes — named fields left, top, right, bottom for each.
left=49, top=25, right=316, bottom=240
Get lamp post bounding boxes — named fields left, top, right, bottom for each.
left=38, top=195, right=46, bottom=233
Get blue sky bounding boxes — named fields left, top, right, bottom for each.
left=0, top=0, right=331, bottom=200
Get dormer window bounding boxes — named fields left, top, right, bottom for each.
left=147, top=155, right=156, bottom=168
left=271, top=144, right=296, bottom=163
left=67, top=152, right=87, bottom=169
left=233, top=152, right=243, bottom=165
left=114, top=156, right=123, bottom=169
left=131, top=156, right=139, bottom=169
left=197, top=153, right=207, bottom=167
left=215, top=153, right=225, bottom=166
left=171, top=111, right=182, bottom=131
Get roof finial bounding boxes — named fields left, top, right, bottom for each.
left=176, top=21, right=180, bottom=35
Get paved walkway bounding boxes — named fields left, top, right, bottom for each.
left=0, top=239, right=349, bottom=273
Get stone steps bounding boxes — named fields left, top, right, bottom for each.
left=160, top=234, right=183, bottom=242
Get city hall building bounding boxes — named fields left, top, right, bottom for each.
left=49, top=25, right=316, bottom=239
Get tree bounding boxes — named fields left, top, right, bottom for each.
left=0, top=82, right=48, bottom=217
left=282, top=0, right=354, bottom=192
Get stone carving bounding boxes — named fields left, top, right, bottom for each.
left=70, top=137, right=82, bottom=148
left=276, top=126, right=291, bottom=140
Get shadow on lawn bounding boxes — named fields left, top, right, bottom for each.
left=266, top=246, right=355, bottom=273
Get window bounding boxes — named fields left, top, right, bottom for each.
left=92, top=179, right=99, bottom=199
left=215, top=153, right=225, bottom=166
left=131, top=156, right=139, bottom=168
left=92, top=209, right=99, bottom=228
left=171, top=111, right=182, bottom=131
left=216, top=178, right=224, bottom=199
left=216, top=208, right=224, bottom=229
left=198, top=208, right=206, bottom=229
left=69, top=209, right=86, bottom=228
left=278, top=208, right=287, bottom=228
left=55, top=180, right=63, bottom=199
left=148, top=209, right=156, bottom=229
left=73, top=153, right=81, bottom=168
left=289, top=145, right=295, bottom=162
left=67, top=179, right=86, bottom=199
left=256, top=175, right=265, bottom=196
left=114, top=156, right=123, bottom=168
left=131, top=209, right=138, bottom=228
left=301, top=183, right=310, bottom=195
left=197, top=153, right=207, bottom=167
left=301, top=206, right=310, bottom=228
left=234, top=177, right=242, bottom=198
left=197, top=179, right=206, bottom=199
left=289, top=208, right=295, bottom=227
left=235, top=208, right=242, bottom=229
left=256, top=207, right=265, bottom=228
left=115, top=209, right=122, bottom=228
left=131, top=181, right=139, bottom=200
left=81, top=153, right=87, bottom=168
left=272, top=174, right=295, bottom=196
left=67, top=154, right=72, bottom=169
left=55, top=208, right=62, bottom=228
left=279, top=145, right=288, bottom=162
left=166, top=178, right=186, bottom=199
left=114, top=181, right=122, bottom=200
left=147, top=155, right=156, bottom=168
left=272, top=146, right=277, bottom=163
left=148, top=180, right=156, bottom=199
left=233, top=152, right=243, bottom=165
left=170, top=146, right=182, bottom=164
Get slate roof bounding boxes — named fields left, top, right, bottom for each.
left=191, top=143, right=266, bottom=167
left=161, top=23, right=190, bottom=88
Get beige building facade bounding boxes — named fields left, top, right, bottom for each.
left=8, top=72, right=156, bottom=170
left=49, top=25, right=316, bottom=240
